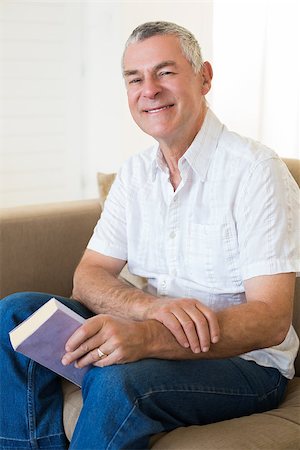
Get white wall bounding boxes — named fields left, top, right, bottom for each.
left=0, top=1, right=84, bottom=207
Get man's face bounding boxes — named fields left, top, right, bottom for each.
left=123, top=35, right=211, bottom=148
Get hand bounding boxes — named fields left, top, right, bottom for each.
left=146, top=298, right=220, bottom=353
left=61, top=314, right=148, bottom=368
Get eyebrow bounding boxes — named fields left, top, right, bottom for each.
left=123, top=60, right=177, bottom=78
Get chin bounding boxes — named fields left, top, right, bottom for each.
left=139, top=121, right=173, bottom=139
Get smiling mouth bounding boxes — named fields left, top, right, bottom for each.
left=144, top=104, right=174, bottom=113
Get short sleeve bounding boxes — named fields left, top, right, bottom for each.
left=236, top=158, right=300, bottom=280
left=87, top=168, right=128, bottom=261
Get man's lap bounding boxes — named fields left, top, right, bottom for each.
left=1, top=291, right=288, bottom=426
left=82, top=355, right=288, bottom=426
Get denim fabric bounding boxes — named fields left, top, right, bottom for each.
left=0, top=292, right=288, bottom=450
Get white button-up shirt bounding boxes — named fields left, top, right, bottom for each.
left=88, top=109, right=300, bottom=379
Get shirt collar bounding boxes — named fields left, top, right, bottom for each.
left=150, top=143, right=165, bottom=182
left=183, top=109, right=224, bottom=181
left=150, top=109, right=224, bottom=182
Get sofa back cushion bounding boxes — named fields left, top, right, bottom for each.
left=97, top=173, right=116, bottom=210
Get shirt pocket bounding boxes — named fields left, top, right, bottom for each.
left=186, top=221, right=242, bottom=290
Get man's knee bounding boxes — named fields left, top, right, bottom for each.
left=83, top=359, right=162, bottom=401
left=0, top=292, right=53, bottom=334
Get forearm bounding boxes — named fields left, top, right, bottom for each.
left=66, top=269, right=294, bottom=368
left=72, top=260, right=294, bottom=358
left=72, top=264, right=221, bottom=352
left=144, top=301, right=290, bottom=360
left=64, top=300, right=290, bottom=370
left=72, top=264, right=154, bottom=320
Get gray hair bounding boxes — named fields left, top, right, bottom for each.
left=122, top=21, right=203, bottom=74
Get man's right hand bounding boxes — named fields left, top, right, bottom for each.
left=146, top=298, right=220, bottom=353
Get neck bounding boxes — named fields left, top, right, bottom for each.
left=160, top=104, right=207, bottom=163
left=159, top=106, right=208, bottom=190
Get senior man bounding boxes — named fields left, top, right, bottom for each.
left=0, top=21, right=299, bottom=450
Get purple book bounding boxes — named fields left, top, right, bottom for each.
left=9, top=298, right=92, bottom=387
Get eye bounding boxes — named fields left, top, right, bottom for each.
left=128, top=78, right=141, bottom=84
left=159, top=71, right=173, bottom=77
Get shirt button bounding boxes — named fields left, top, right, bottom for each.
left=161, top=280, right=167, bottom=288
left=169, top=231, right=176, bottom=239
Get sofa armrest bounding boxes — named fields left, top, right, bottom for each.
left=0, top=199, right=101, bottom=299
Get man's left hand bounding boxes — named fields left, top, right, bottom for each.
left=146, top=297, right=220, bottom=353
left=61, top=315, right=148, bottom=368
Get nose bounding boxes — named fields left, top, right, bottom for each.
left=142, top=76, right=161, bottom=99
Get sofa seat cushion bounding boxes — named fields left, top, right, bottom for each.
left=62, top=377, right=300, bottom=448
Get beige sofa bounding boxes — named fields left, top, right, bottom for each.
left=0, top=159, right=299, bottom=449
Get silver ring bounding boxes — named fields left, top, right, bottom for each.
left=97, top=347, right=107, bottom=359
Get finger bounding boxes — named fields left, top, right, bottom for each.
left=62, top=332, right=105, bottom=366
left=158, top=312, right=190, bottom=349
left=191, top=308, right=211, bottom=352
left=93, top=350, right=117, bottom=368
left=195, top=303, right=220, bottom=345
left=93, top=346, right=131, bottom=368
left=75, top=346, right=109, bottom=369
left=171, top=308, right=201, bottom=353
left=65, top=317, right=104, bottom=352
left=64, top=326, right=87, bottom=353
left=62, top=343, right=92, bottom=366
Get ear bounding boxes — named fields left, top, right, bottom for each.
left=201, top=61, right=213, bottom=95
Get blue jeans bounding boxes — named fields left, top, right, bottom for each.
left=0, top=292, right=288, bottom=450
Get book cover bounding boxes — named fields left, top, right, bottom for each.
left=9, top=297, right=91, bottom=387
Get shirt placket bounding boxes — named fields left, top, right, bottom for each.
left=157, top=192, right=179, bottom=296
